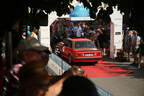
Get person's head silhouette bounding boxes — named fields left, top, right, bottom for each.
left=58, top=76, right=99, bottom=96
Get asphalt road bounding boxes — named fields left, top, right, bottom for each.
left=90, top=57, right=144, bottom=96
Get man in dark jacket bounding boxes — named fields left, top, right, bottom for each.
left=137, top=38, right=144, bottom=70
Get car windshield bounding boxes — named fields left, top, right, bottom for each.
left=74, top=41, right=96, bottom=49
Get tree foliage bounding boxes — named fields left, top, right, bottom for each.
left=0, top=0, right=143, bottom=37
left=26, top=0, right=142, bottom=37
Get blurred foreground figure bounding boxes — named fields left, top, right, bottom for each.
left=44, top=66, right=85, bottom=96
left=137, top=38, right=144, bottom=70
left=58, top=76, right=99, bottom=96
left=1, top=37, right=51, bottom=96
left=17, top=64, right=84, bottom=96
left=17, top=61, right=54, bottom=96
left=29, top=27, right=39, bottom=40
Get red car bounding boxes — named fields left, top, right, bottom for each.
left=55, top=38, right=102, bottom=64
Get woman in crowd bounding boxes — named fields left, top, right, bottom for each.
left=29, top=27, right=39, bottom=40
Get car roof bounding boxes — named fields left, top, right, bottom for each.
left=67, top=38, right=91, bottom=42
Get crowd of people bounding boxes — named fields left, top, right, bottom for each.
left=50, top=19, right=110, bottom=56
left=50, top=19, right=144, bottom=70
left=123, top=28, right=144, bottom=70
left=1, top=19, right=144, bottom=96
left=0, top=33, right=99, bottom=96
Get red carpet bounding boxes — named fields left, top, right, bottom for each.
left=81, top=61, right=133, bottom=78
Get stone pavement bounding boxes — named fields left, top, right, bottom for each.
left=90, top=57, right=144, bottom=96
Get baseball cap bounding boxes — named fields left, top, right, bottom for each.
left=17, top=37, right=51, bottom=54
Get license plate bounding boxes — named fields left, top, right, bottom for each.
left=84, top=53, right=94, bottom=56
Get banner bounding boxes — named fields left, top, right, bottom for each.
left=70, top=4, right=90, bottom=17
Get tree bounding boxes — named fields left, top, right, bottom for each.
left=77, top=0, right=143, bottom=38
left=24, top=0, right=143, bottom=38
left=0, top=0, right=143, bottom=37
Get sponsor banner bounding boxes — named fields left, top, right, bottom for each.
left=70, top=4, right=90, bottom=17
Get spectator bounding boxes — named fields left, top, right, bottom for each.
left=17, top=61, right=54, bottom=96
left=83, top=26, right=90, bottom=38
left=29, top=27, right=39, bottom=40
left=89, top=32, right=95, bottom=42
left=58, top=76, right=99, bottom=96
left=94, top=29, right=101, bottom=49
left=17, top=56, right=84, bottom=96
left=45, top=66, right=85, bottom=96
left=69, top=22, right=75, bottom=38
left=19, top=60, right=52, bottom=83
left=88, top=27, right=95, bottom=41
left=76, top=24, right=83, bottom=38
left=97, top=25, right=108, bottom=55
left=1, top=37, right=51, bottom=96
left=123, top=30, right=132, bottom=61
left=137, top=37, right=144, bottom=70
left=131, top=30, right=141, bottom=64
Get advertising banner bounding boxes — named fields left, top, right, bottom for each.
left=70, top=4, right=90, bottom=17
